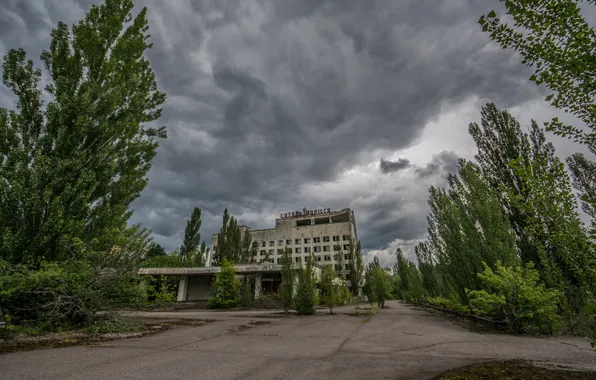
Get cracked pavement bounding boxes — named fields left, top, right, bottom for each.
left=1, top=301, right=594, bottom=380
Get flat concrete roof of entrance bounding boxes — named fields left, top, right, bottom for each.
left=138, top=262, right=282, bottom=276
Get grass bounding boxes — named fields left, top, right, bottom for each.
left=433, top=360, right=596, bottom=380
left=349, top=305, right=379, bottom=322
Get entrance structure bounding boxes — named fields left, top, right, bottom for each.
left=138, top=262, right=321, bottom=302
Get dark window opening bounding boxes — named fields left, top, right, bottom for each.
left=314, top=217, right=330, bottom=225
left=297, top=219, right=311, bottom=227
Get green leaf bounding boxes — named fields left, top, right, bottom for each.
left=487, top=10, right=497, bottom=18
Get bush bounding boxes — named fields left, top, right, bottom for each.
left=145, top=275, right=177, bottom=306
left=208, top=259, right=240, bottom=309
left=468, top=261, right=562, bottom=334
left=251, top=295, right=281, bottom=309
left=0, top=260, right=100, bottom=327
left=239, top=278, right=253, bottom=308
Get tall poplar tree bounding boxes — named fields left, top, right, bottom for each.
left=567, top=152, right=596, bottom=230
left=180, top=207, right=202, bottom=259
left=0, top=0, right=166, bottom=264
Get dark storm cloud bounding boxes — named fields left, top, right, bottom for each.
left=415, top=151, right=461, bottom=178
left=379, top=158, right=411, bottom=173
left=0, top=0, right=550, bottom=251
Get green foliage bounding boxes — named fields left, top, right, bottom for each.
left=280, top=247, right=294, bottom=313
left=414, top=243, right=441, bottom=297
left=320, top=264, right=343, bottom=314
left=180, top=207, right=204, bottom=264
left=365, top=257, right=392, bottom=308
left=479, top=0, right=596, bottom=149
left=239, top=278, right=253, bottom=308
left=208, top=259, right=240, bottom=309
left=0, top=0, right=166, bottom=265
left=468, top=261, right=562, bottom=334
left=507, top=156, right=595, bottom=312
left=426, top=296, right=469, bottom=314
left=347, top=239, right=364, bottom=296
left=240, top=229, right=254, bottom=264
left=294, top=255, right=316, bottom=315
left=214, top=209, right=243, bottom=264
left=144, top=275, right=177, bottom=306
left=146, top=243, right=166, bottom=259
left=566, top=152, right=596, bottom=233
left=393, top=250, right=425, bottom=303
left=143, top=254, right=185, bottom=268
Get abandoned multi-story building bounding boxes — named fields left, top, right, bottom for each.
left=209, top=207, right=358, bottom=273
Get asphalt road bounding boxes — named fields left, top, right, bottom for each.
left=1, top=301, right=594, bottom=380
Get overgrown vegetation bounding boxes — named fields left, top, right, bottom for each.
left=208, top=259, right=241, bottom=309
left=294, top=255, right=317, bottom=315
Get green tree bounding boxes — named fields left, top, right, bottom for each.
left=414, top=242, right=441, bottom=298
left=567, top=152, right=596, bottom=231
left=479, top=0, right=596, bottom=150
left=468, top=261, right=563, bottom=334
left=208, top=258, right=240, bottom=309
left=239, top=277, right=253, bottom=308
left=240, top=229, right=253, bottom=263
left=507, top=156, right=595, bottom=312
left=320, top=264, right=340, bottom=314
left=280, top=247, right=294, bottom=313
left=347, top=239, right=364, bottom=296
left=180, top=207, right=203, bottom=262
left=215, top=209, right=242, bottom=264
left=295, top=254, right=316, bottom=315
left=334, top=244, right=345, bottom=279
left=146, top=243, right=166, bottom=259
left=0, top=0, right=166, bottom=265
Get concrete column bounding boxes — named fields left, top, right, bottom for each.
left=177, top=275, right=189, bottom=302
left=254, top=272, right=262, bottom=298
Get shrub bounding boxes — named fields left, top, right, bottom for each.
left=145, top=275, right=177, bottom=306
left=468, top=261, right=562, bottom=334
left=239, top=278, right=253, bottom=308
left=208, top=259, right=240, bottom=309
left=0, top=260, right=100, bottom=327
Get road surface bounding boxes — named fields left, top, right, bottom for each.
left=1, top=301, right=594, bottom=379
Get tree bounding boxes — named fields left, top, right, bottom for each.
left=320, top=264, right=340, bottom=314
left=414, top=242, right=441, bottom=298
left=240, top=229, right=253, bottom=263
left=0, top=0, right=166, bottom=265
left=567, top=152, right=596, bottom=230
left=208, top=258, right=240, bottom=308
left=146, top=243, right=166, bottom=259
left=280, top=247, right=294, bottom=313
left=479, top=0, right=596, bottom=150
left=334, top=244, right=345, bottom=279
left=180, top=207, right=202, bottom=260
left=347, top=239, right=364, bottom=296
left=365, top=256, right=391, bottom=308
left=295, top=254, right=316, bottom=315
left=214, top=209, right=242, bottom=264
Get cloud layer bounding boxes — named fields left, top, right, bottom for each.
left=2, top=0, right=586, bottom=265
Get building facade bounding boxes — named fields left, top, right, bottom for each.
left=209, top=208, right=358, bottom=276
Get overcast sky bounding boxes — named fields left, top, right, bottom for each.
left=1, top=0, right=594, bottom=267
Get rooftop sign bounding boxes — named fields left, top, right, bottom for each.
left=280, top=207, right=331, bottom=219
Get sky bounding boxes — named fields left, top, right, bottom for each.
left=1, top=0, right=594, bottom=268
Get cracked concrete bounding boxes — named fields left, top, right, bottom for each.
left=0, top=301, right=593, bottom=380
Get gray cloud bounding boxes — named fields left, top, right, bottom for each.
left=415, top=150, right=461, bottom=178
left=379, top=158, right=411, bottom=173
left=0, top=0, right=557, bottom=253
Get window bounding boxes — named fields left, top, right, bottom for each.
left=277, top=249, right=283, bottom=254
left=323, top=236, right=330, bottom=242
left=295, top=238, right=301, bottom=244
left=304, top=238, right=311, bottom=244
left=313, top=237, right=320, bottom=243
left=286, top=239, right=292, bottom=245
left=260, top=250, right=266, bottom=255
left=304, top=247, right=311, bottom=253
left=345, top=264, right=351, bottom=270
left=323, top=246, right=330, bottom=252
left=344, top=254, right=348, bottom=260
left=295, top=247, right=302, bottom=254
left=252, top=241, right=258, bottom=248
left=315, top=255, right=321, bottom=262
left=314, top=246, right=321, bottom=252
left=324, top=255, right=331, bottom=261
left=269, top=240, right=275, bottom=247
left=262, top=241, right=266, bottom=247
left=343, top=235, right=350, bottom=241
left=278, top=240, right=284, bottom=246
left=295, top=257, right=302, bottom=263
left=333, top=235, right=340, bottom=242
left=268, top=249, right=274, bottom=255
left=277, top=258, right=282, bottom=264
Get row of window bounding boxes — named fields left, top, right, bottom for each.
left=259, top=245, right=350, bottom=255
left=257, top=256, right=351, bottom=269
left=254, top=235, right=351, bottom=248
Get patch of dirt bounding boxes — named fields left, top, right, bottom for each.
left=232, top=320, right=272, bottom=333
left=433, top=360, right=596, bottom=380
left=0, top=318, right=218, bottom=354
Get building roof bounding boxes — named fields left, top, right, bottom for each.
left=138, top=262, right=282, bottom=276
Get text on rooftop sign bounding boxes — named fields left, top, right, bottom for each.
left=280, top=207, right=331, bottom=219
